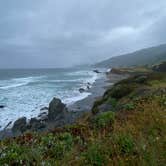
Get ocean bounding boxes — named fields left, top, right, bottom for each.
left=0, top=67, right=101, bottom=130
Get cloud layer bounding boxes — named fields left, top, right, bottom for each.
left=0, top=0, right=166, bottom=68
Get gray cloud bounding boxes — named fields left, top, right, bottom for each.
left=0, top=0, right=166, bottom=68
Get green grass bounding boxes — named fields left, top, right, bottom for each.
left=93, top=111, right=115, bottom=129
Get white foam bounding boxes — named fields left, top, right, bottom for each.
left=0, top=76, right=45, bottom=90
left=0, top=69, right=101, bottom=130
left=63, top=92, right=91, bottom=105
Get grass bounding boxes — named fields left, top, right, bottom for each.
left=93, top=111, right=115, bottom=129
left=0, top=68, right=166, bottom=165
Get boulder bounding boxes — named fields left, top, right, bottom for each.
left=0, top=105, right=5, bottom=109
left=79, top=88, right=85, bottom=93
left=12, top=117, right=27, bottom=135
left=93, top=69, right=101, bottom=73
left=48, top=98, right=68, bottom=121
left=40, top=107, right=48, bottom=111
left=29, top=118, right=46, bottom=131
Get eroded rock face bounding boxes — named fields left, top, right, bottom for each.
left=48, top=98, right=68, bottom=122
left=12, top=117, right=27, bottom=135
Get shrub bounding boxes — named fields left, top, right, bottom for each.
left=123, top=102, right=135, bottom=110
left=82, top=143, right=107, bottom=166
left=109, top=84, right=134, bottom=99
left=41, top=132, right=73, bottom=160
left=93, top=111, right=115, bottom=129
left=92, top=99, right=106, bottom=114
left=0, top=143, right=34, bottom=165
left=115, top=134, right=135, bottom=155
left=106, top=97, right=117, bottom=108
left=135, top=75, right=147, bottom=84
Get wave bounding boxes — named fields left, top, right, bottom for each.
left=0, top=76, right=45, bottom=90
left=64, top=92, right=91, bottom=105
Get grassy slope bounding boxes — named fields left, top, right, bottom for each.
left=0, top=68, right=166, bottom=166
left=95, top=44, right=166, bottom=68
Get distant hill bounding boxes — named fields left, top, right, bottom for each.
left=95, top=44, right=166, bottom=68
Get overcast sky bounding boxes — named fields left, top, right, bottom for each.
left=0, top=0, right=166, bottom=68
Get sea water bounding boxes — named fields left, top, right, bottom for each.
left=0, top=67, right=100, bottom=129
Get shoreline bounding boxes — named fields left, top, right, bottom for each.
left=68, top=71, right=128, bottom=112
left=0, top=70, right=128, bottom=139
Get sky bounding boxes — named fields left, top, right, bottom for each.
left=0, top=0, right=166, bottom=68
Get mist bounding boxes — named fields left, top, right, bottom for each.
left=0, top=0, right=166, bottom=68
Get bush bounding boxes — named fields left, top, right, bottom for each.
left=0, top=143, right=35, bottom=165
left=41, top=132, right=73, bottom=160
left=115, top=134, right=135, bottom=154
left=92, top=99, right=106, bottom=114
left=93, top=111, right=115, bottom=129
left=109, top=84, right=134, bottom=99
left=123, top=102, right=135, bottom=110
left=82, top=143, right=107, bottom=166
left=106, top=97, right=117, bottom=108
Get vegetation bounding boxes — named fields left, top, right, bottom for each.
left=95, top=44, right=166, bottom=67
left=0, top=66, right=166, bottom=165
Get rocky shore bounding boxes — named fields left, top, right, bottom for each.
left=0, top=69, right=128, bottom=140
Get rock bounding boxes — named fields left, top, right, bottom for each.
left=93, top=69, right=101, bottom=73
left=38, top=112, right=48, bottom=121
left=98, top=103, right=113, bottom=113
left=12, top=117, right=27, bottom=135
left=40, top=107, right=48, bottom=111
left=79, top=88, right=85, bottom=93
left=38, top=112, right=47, bottom=117
left=0, top=105, right=5, bottom=109
left=87, top=82, right=91, bottom=85
left=87, top=85, right=90, bottom=90
left=4, top=121, right=12, bottom=130
left=29, top=118, right=46, bottom=131
left=48, top=98, right=68, bottom=121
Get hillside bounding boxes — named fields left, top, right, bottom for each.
left=0, top=66, right=165, bottom=165
left=95, top=44, right=166, bottom=68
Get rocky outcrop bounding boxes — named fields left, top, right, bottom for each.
left=28, top=118, right=46, bottom=131
left=9, top=97, right=79, bottom=137
left=12, top=117, right=27, bottom=135
left=47, top=98, right=70, bottom=127
left=48, top=98, right=67, bottom=120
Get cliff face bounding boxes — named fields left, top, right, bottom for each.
left=0, top=66, right=166, bottom=165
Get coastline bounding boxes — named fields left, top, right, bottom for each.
left=0, top=70, right=128, bottom=139
left=68, top=71, right=128, bottom=112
